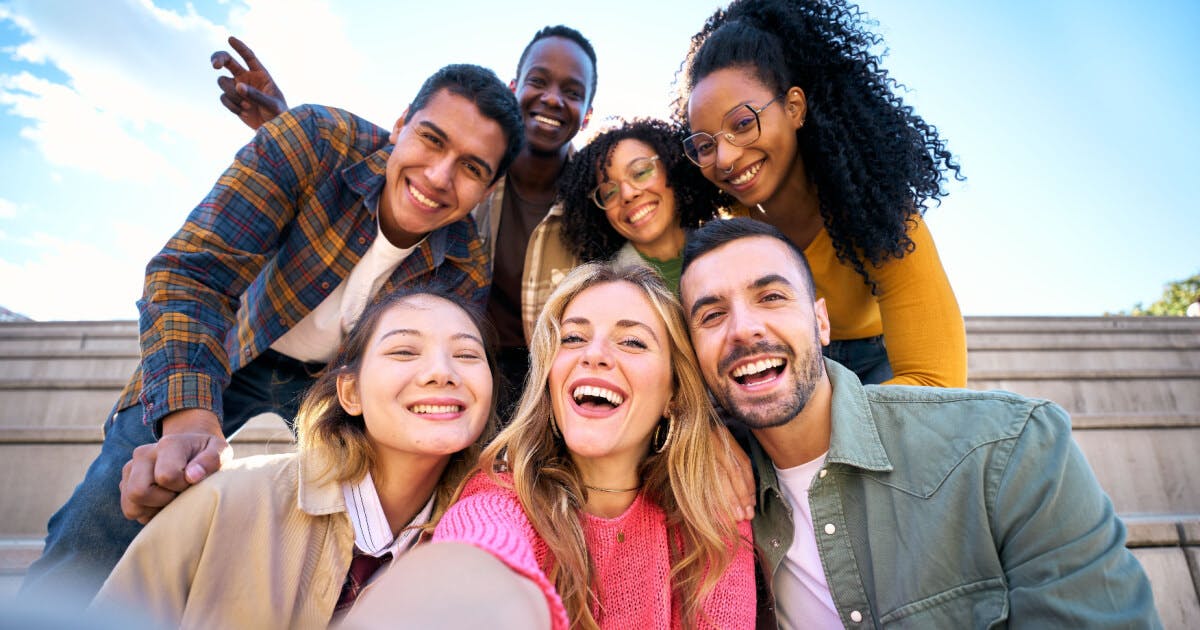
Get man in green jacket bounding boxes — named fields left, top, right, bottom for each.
left=679, top=218, right=1160, bottom=628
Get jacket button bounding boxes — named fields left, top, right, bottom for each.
left=850, top=610, right=863, bottom=623
left=819, top=468, right=828, bottom=478
left=824, top=523, right=836, bottom=535
left=770, top=538, right=780, bottom=548
left=358, top=236, right=367, bottom=244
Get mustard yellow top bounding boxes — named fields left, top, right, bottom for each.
left=805, top=215, right=966, bottom=387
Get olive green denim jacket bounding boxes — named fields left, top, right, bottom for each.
left=749, top=359, right=1161, bottom=629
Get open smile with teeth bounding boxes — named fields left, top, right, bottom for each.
left=533, top=114, right=563, bottom=128
left=731, top=357, right=786, bottom=385
left=409, top=403, right=463, bottom=415
left=408, top=183, right=441, bottom=209
left=729, top=161, right=763, bottom=186
left=627, top=202, right=657, bottom=225
left=572, top=385, right=625, bottom=408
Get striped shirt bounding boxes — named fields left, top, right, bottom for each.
left=116, top=105, right=490, bottom=430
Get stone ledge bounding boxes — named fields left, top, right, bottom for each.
left=1123, top=514, right=1200, bottom=547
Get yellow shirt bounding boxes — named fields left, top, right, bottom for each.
left=805, top=215, right=966, bottom=387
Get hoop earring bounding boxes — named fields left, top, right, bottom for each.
left=652, top=412, right=675, bottom=454
left=549, top=413, right=562, bottom=440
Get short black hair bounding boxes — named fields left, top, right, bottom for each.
left=681, top=217, right=816, bottom=298
left=558, top=118, right=729, bottom=262
left=406, top=64, right=524, bottom=184
left=515, top=25, right=598, bottom=107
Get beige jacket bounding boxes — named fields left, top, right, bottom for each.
left=93, top=451, right=355, bottom=630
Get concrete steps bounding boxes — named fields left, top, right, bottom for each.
left=2, top=316, right=1198, bottom=625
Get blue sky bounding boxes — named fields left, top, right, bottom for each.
left=0, top=0, right=1196, bottom=320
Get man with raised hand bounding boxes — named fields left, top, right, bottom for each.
left=23, top=63, right=523, bottom=606
left=678, top=218, right=1160, bottom=629
left=212, top=27, right=597, bottom=415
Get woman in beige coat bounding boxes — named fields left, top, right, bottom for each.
left=91, top=287, right=499, bottom=629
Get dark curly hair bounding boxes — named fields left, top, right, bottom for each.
left=675, top=0, right=963, bottom=293
left=557, top=118, right=730, bottom=262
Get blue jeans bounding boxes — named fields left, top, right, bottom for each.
left=823, top=335, right=893, bottom=385
left=20, top=349, right=321, bottom=607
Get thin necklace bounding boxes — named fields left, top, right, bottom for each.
left=584, top=484, right=641, bottom=494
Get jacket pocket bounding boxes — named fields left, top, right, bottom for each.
left=879, top=577, right=1007, bottom=628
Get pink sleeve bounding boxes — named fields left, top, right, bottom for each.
left=700, top=519, right=758, bottom=629
left=433, top=473, right=570, bottom=630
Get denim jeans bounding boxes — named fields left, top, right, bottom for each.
left=823, top=335, right=893, bottom=385
left=20, top=349, right=321, bottom=607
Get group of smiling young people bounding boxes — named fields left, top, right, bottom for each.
left=22, top=0, right=1160, bottom=628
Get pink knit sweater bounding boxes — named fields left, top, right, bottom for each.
left=433, top=472, right=755, bottom=629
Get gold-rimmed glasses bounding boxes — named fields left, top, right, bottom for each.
left=682, top=95, right=783, bottom=168
left=591, top=155, right=662, bottom=209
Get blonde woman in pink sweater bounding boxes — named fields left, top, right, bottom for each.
left=350, top=262, right=754, bottom=629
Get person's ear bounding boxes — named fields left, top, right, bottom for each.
left=784, top=87, right=807, bottom=130
left=813, top=297, right=831, bottom=347
left=508, top=79, right=517, bottom=94
left=336, top=372, right=363, bottom=416
left=390, top=107, right=411, bottom=144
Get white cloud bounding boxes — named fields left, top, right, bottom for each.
left=0, top=198, right=17, bottom=219
left=0, top=71, right=184, bottom=184
left=0, top=231, right=147, bottom=320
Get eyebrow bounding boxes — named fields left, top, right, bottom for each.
left=416, top=120, right=495, bottom=179
left=561, top=316, right=660, bottom=344
left=688, top=273, right=795, bottom=320
left=379, top=328, right=485, bottom=347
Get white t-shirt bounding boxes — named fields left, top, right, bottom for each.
left=774, top=452, right=845, bottom=629
left=271, top=224, right=420, bottom=363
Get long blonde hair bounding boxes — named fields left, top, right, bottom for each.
left=472, top=262, right=742, bottom=628
left=295, top=286, right=500, bottom=531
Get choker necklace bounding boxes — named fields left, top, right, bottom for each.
left=584, top=484, right=641, bottom=494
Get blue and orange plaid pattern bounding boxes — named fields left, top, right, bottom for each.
left=116, top=105, right=491, bottom=430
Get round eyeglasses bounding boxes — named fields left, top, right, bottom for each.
left=591, top=155, right=662, bottom=210
left=682, top=95, right=783, bottom=168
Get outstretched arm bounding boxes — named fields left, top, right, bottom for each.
left=211, top=36, right=287, bottom=130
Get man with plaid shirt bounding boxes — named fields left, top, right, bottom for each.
left=22, top=63, right=523, bottom=606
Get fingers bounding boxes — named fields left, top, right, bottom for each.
left=228, top=36, right=263, bottom=71
left=120, top=445, right=179, bottom=524
left=152, top=436, right=195, bottom=492
left=210, top=49, right=247, bottom=75
left=240, top=84, right=284, bottom=114
left=184, top=437, right=229, bottom=485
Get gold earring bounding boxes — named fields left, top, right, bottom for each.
left=549, top=413, right=561, bottom=440
left=653, top=412, right=675, bottom=454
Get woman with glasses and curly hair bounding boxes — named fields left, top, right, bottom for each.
left=93, top=287, right=499, bottom=628
left=346, top=262, right=754, bottom=629
left=678, top=0, right=967, bottom=387
left=556, top=118, right=728, bottom=294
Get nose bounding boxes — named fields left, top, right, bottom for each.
left=727, top=299, right=765, bottom=345
left=619, top=180, right=643, bottom=204
left=420, top=350, right=460, bottom=387
left=580, top=338, right=613, bottom=369
left=539, top=84, right=563, bottom=108
left=714, top=135, right=742, bottom=173
left=426, top=153, right=455, bottom=191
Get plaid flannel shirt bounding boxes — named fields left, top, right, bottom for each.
left=115, top=105, right=490, bottom=430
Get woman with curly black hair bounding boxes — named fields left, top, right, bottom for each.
left=556, top=118, right=727, bottom=293
left=678, top=0, right=967, bottom=387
